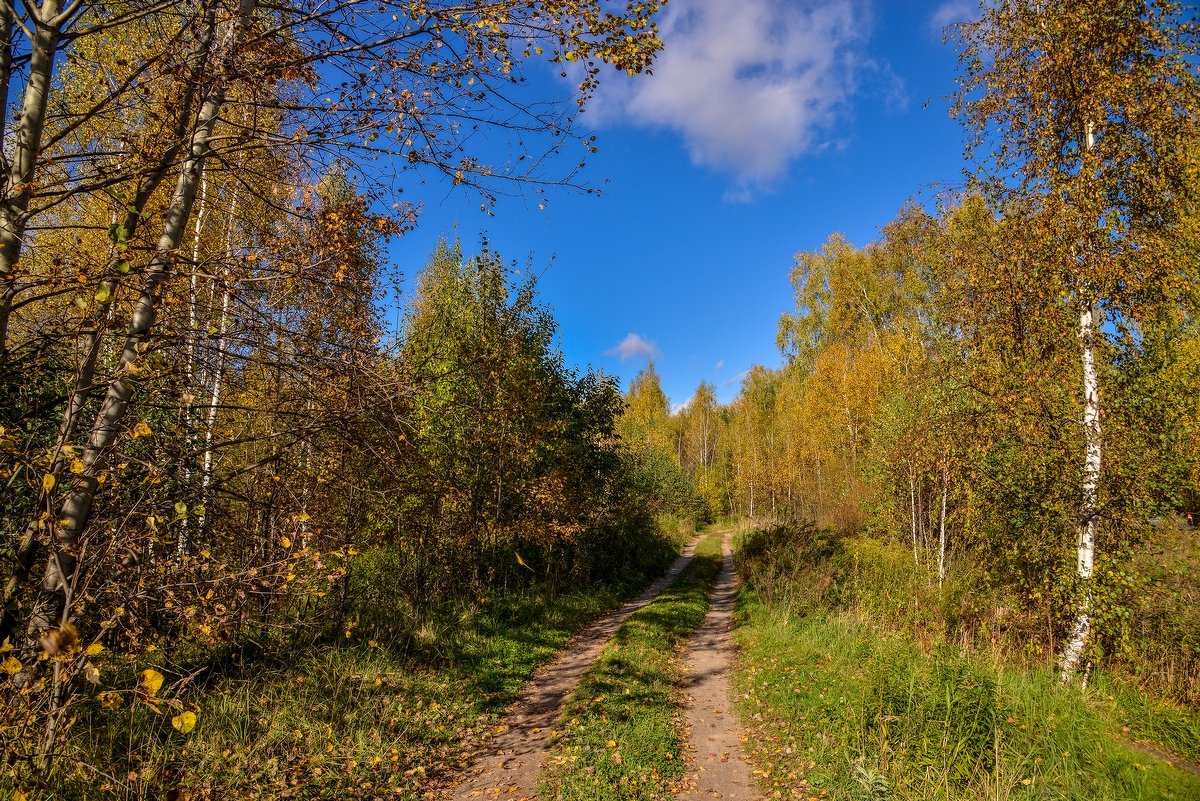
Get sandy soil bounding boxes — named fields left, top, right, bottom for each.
left=675, top=532, right=757, bottom=800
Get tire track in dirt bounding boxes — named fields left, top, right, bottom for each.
left=439, top=537, right=701, bottom=800
left=675, top=532, right=756, bottom=800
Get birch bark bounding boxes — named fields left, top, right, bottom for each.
left=27, top=0, right=259, bottom=635
left=1061, top=297, right=1102, bottom=682
left=0, top=0, right=73, bottom=357
left=1060, top=122, right=1103, bottom=684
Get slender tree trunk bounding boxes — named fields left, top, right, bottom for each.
left=0, top=0, right=70, bottom=358
left=938, top=465, right=948, bottom=587
left=195, top=188, right=238, bottom=537
left=1061, top=122, right=1103, bottom=684
left=1061, top=297, right=1102, bottom=682
left=27, top=0, right=257, bottom=636
left=178, top=172, right=211, bottom=558
left=909, top=467, right=919, bottom=566
left=195, top=283, right=230, bottom=536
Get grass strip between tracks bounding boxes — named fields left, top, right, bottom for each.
left=540, top=531, right=725, bottom=800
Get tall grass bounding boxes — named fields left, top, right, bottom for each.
left=733, top=523, right=1200, bottom=800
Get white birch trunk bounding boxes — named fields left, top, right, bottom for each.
left=196, top=282, right=231, bottom=536
left=909, top=467, right=919, bottom=566
left=28, top=0, right=258, bottom=634
left=178, top=172, right=209, bottom=559
left=938, top=466, right=948, bottom=587
left=1061, top=297, right=1102, bottom=682
left=0, top=0, right=66, bottom=355
left=1060, top=121, right=1103, bottom=684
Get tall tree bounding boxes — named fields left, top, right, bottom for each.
left=953, top=0, right=1200, bottom=681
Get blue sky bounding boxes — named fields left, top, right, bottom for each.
left=386, top=0, right=979, bottom=408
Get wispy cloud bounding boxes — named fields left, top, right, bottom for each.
left=606, top=332, right=661, bottom=361
left=603, top=0, right=872, bottom=197
left=715, top=359, right=725, bottom=371
left=928, top=1, right=980, bottom=37
left=722, top=370, right=749, bottom=388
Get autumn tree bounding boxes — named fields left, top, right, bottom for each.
left=1, top=0, right=671, bottom=780
left=953, top=0, right=1200, bottom=680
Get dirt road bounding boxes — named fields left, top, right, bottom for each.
left=440, top=538, right=701, bottom=800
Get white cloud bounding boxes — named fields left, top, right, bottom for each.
left=606, top=332, right=661, bottom=361
left=608, top=0, right=871, bottom=195
left=722, top=370, right=749, bottom=388
left=715, top=359, right=725, bottom=370
left=928, top=1, right=980, bottom=36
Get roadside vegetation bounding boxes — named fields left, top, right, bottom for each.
left=540, top=532, right=724, bottom=800
left=733, top=523, right=1200, bottom=801
left=66, top=577, right=681, bottom=801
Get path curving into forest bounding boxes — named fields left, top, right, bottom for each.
left=676, top=531, right=756, bottom=800
left=439, top=537, right=701, bottom=800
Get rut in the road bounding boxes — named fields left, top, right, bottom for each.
left=440, top=537, right=700, bottom=801
left=676, top=532, right=756, bottom=799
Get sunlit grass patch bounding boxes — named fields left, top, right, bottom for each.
left=540, top=532, right=725, bottom=800
left=45, top=583, right=642, bottom=801
left=733, top=592, right=1200, bottom=801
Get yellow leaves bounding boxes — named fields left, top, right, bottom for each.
left=1, top=655, right=23, bottom=674
left=41, top=472, right=55, bottom=492
left=172, top=710, right=198, bottom=734
left=70, top=459, right=85, bottom=474
left=130, top=420, right=152, bottom=439
left=85, top=642, right=104, bottom=656
left=84, top=662, right=101, bottom=684
left=98, top=691, right=123, bottom=710
left=141, top=668, right=164, bottom=697
left=280, top=536, right=292, bottom=549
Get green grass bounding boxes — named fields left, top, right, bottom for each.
left=733, top=590, right=1200, bottom=801
left=35, top=582, right=663, bottom=801
left=540, top=532, right=725, bottom=800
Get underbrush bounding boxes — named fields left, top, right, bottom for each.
left=540, top=533, right=725, bottom=800
left=20, top=538, right=683, bottom=801
left=733, top=523, right=1200, bottom=800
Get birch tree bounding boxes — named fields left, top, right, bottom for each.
left=952, top=0, right=1200, bottom=681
